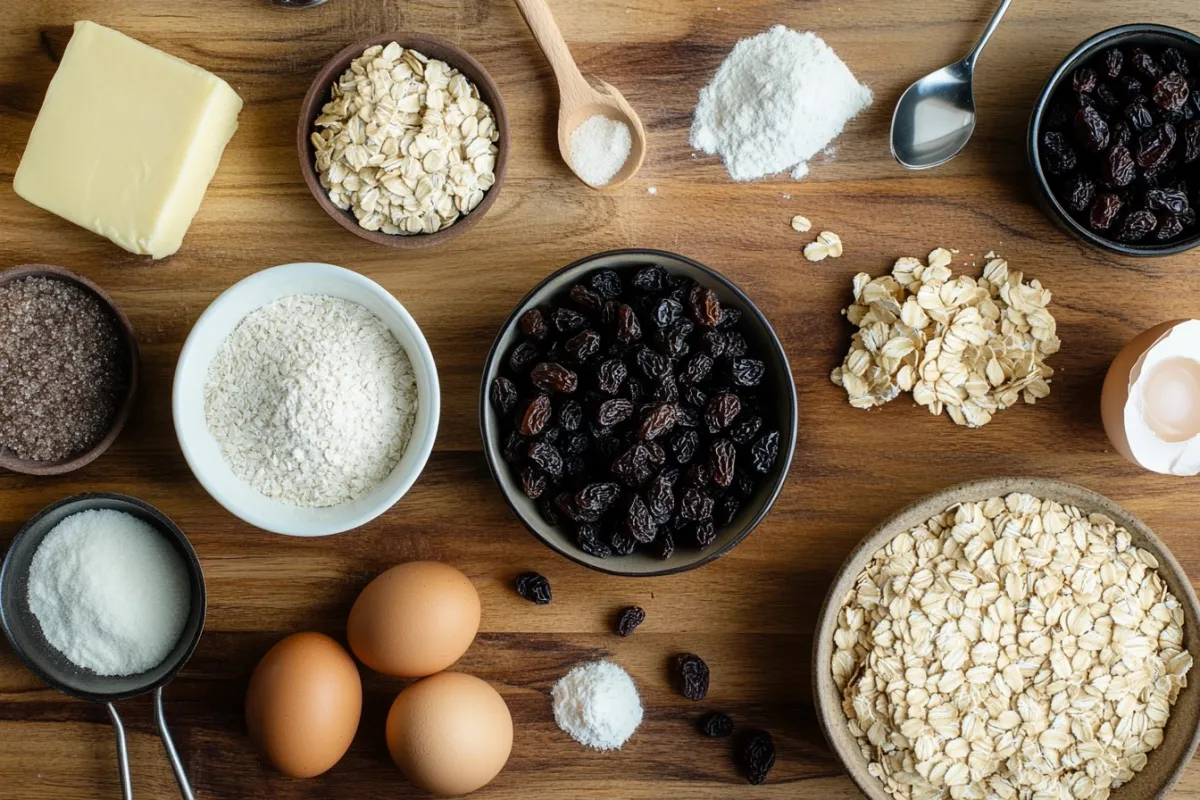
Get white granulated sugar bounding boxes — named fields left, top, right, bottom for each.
left=570, top=114, right=632, bottom=187
left=205, top=294, right=418, bottom=508
left=552, top=660, right=643, bottom=750
left=28, top=509, right=191, bottom=676
left=690, top=25, right=872, bottom=181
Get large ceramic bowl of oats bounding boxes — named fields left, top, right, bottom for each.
left=814, top=478, right=1200, bottom=800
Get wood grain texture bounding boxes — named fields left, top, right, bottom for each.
left=2, top=0, right=1200, bottom=798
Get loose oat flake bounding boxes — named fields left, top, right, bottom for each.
left=830, top=249, right=1060, bottom=428
left=834, top=493, right=1192, bottom=800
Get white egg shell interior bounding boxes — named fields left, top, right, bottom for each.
left=1125, top=319, right=1200, bottom=476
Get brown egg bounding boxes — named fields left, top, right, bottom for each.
left=347, top=561, right=480, bottom=678
left=245, top=632, right=362, bottom=778
left=386, top=672, right=513, bottom=796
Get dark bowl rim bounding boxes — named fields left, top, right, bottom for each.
left=0, top=265, right=140, bottom=476
left=1027, top=23, right=1200, bottom=257
left=0, top=493, right=207, bottom=703
left=296, top=32, right=510, bottom=250
left=478, top=248, right=799, bottom=578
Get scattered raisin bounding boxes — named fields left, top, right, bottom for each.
left=736, top=729, right=776, bottom=785
left=672, top=653, right=710, bottom=701
left=700, top=711, right=733, bottom=738
left=615, top=606, right=646, bottom=636
left=515, top=572, right=552, bottom=604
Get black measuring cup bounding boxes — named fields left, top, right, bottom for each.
left=0, top=493, right=206, bottom=799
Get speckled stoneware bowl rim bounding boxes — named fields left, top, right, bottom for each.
left=813, top=477, right=1200, bottom=800
left=0, top=265, right=139, bottom=476
left=478, top=248, right=798, bottom=578
left=1028, top=23, right=1200, bottom=257
left=0, top=493, right=206, bottom=702
left=296, top=32, right=510, bottom=250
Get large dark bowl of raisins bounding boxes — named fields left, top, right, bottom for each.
left=480, top=250, right=797, bottom=577
left=1029, top=24, right=1200, bottom=256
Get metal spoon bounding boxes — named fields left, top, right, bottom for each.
left=890, top=0, right=1013, bottom=169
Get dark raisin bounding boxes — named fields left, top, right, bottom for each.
left=608, top=528, right=637, bottom=555
left=615, top=606, right=646, bottom=636
left=555, top=491, right=601, bottom=523
left=1041, top=131, right=1077, bottom=175
left=519, top=308, right=550, bottom=340
left=576, top=483, right=620, bottom=513
left=716, top=495, right=741, bottom=526
left=705, top=393, right=742, bottom=432
left=515, top=572, right=552, bottom=604
left=1116, top=74, right=1143, bottom=100
left=614, top=304, right=642, bottom=344
left=597, top=398, right=635, bottom=426
left=625, top=376, right=646, bottom=404
left=612, top=443, right=655, bottom=487
left=1146, top=187, right=1190, bottom=214
left=688, top=285, right=722, bottom=327
left=589, top=269, right=623, bottom=299
left=1102, top=47, right=1125, bottom=78
left=1154, top=72, right=1190, bottom=110
left=697, top=329, right=727, bottom=358
left=635, top=346, right=670, bottom=379
left=1045, top=99, right=1074, bottom=129
left=1183, top=120, right=1200, bottom=163
left=672, top=653, right=710, bottom=701
left=538, top=495, right=561, bottom=526
left=520, top=395, right=553, bottom=436
left=490, top=376, right=519, bottom=416
left=1058, top=172, right=1097, bottom=214
left=724, top=331, right=748, bottom=358
left=552, top=307, right=588, bottom=333
left=632, top=265, right=669, bottom=292
left=1135, top=123, right=1177, bottom=169
left=595, top=358, right=628, bottom=394
left=676, top=405, right=701, bottom=429
left=1125, top=101, right=1155, bottom=134
left=558, top=400, right=583, bottom=431
left=569, top=283, right=603, bottom=312
left=1094, top=82, right=1121, bottom=112
left=503, top=431, right=528, bottom=463
left=709, top=439, right=736, bottom=488
left=650, top=297, right=683, bottom=328
left=623, top=494, right=658, bottom=543
left=509, top=341, right=540, bottom=373
left=694, top=519, right=716, bottom=548
left=1073, top=106, right=1110, bottom=151
left=1115, top=208, right=1158, bottom=242
left=1132, top=48, right=1161, bottom=79
left=751, top=430, right=781, bottom=473
left=731, top=357, right=766, bottom=387
left=637, top=403, right=679, bottom=440
left=659, top=321, right=692, bottom=358
left=653, top=532, right=675, bottom=559
left=736, top=729, right=776, bottom=785
left=730, top=415, right=763, bottom=445
left=732, top=470, right=755, bottom=498
left=577, top=524, right=611, bottom=558
left=679, top=353, right=714, bottom=386
left=1163, top=47, right=1191, bottom=77
left=530, top=362, right=578, bottom=393
left=683, top=385, right=709, bottom=410
left=686, top=463, right=712, bottom=489
left=671, top=429, right=700, bottom=465
left=718, top=306, right=742, bottom=328
left=1089, top=193, right=1123, bottom=230
left=1109, top=120, right=1132, bottom=148
left=1156, top=212, right=1186, bottom=240
left=1072, top=67, right=1098, bottom=94
left=564, top=329, right=601, bottom=362
left=646, top=471, right=677, bottom=520
left=1101, top=145, right=1136, bottom=186
left=700, top=712, right=733, bottom=738
left=538, top=426, right=561, bottom=445
left=680, top=487, right=714, bottom=521
left=528, top=442, right=563, bottom=477
left=520, top=466, right=546, bottom=498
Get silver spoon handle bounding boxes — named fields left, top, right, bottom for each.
left=106, top=703, right=134, bottom=800
left=155, top=687, right=196, bottom=800
left=964, top=0, right=1013, bottom=68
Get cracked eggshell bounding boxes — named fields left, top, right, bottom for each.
left=1101, top=319, right=1200, bottom=476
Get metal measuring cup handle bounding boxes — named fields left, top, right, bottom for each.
left=105, top=688, right=195, bottom=800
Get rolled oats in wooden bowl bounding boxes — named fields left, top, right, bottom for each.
left=813, top=478, right=1200, bottom=800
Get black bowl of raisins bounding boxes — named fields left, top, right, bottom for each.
left=1029, top=24, right=1200, bottom=256
left=479, top=250, right=797, bottom=577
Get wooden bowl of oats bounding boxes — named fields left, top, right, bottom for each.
left=297, top=33, right=509, bottom=249
left=813, top=478, right=1200, bottom=800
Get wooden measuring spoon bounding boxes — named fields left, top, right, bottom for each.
left=515, top=0, right=646, bottom=189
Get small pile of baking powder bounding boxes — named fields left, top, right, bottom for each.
left=28, top=509, right=191, bottom=676
left=204, top=295, right=418, bottom=507
left=690, top=25, right=872, bottom=181
left=551, top=660, right=643, bottom=750
left=569, top=115, right=632, bottom=187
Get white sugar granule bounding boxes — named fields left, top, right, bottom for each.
left=552, top=660, right=643, bottom=750
left=690, top=25, right=872, bottom=181
left=28, top=509, right=191, bottom=676
left=204, top=295, right=418, bottom=508
left=570, top=115, right=632, bottom=187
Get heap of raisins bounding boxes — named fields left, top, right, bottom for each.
left=1040, top=44, right=1200, bottom=244
left=489, top=265, right=782, bottom=559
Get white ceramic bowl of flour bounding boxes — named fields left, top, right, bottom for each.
left=173, top=262, right=440, bottom=536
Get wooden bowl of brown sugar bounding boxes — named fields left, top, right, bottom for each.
left=0, top=265, right=139, bottom=476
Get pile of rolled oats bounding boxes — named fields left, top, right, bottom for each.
left=834, top=494, right=1193, bottom=800
left=311, top=42, right=500, bottom=235
left=830, top=249, right=1060, bottom=428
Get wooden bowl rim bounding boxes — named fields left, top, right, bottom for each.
left=295, top=32, right=510, bottom=250
left=812, top=477, right=1200, bottom=800
left=0, top=265, right=139, bottom=476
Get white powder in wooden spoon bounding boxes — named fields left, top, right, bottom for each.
left=570, top=115, right=632, bottom=187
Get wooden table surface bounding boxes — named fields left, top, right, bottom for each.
left=3, top=0, right=1200, bottom=797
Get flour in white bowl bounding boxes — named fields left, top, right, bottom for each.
left=690, top=25, right=872, bottom=181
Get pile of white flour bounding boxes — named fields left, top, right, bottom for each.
left=690, top=25, right=872, bottom=181
left=204, top=294, right=418, bottom=508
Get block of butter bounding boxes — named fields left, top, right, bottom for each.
left=14, top=21, right=242, bottom=259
